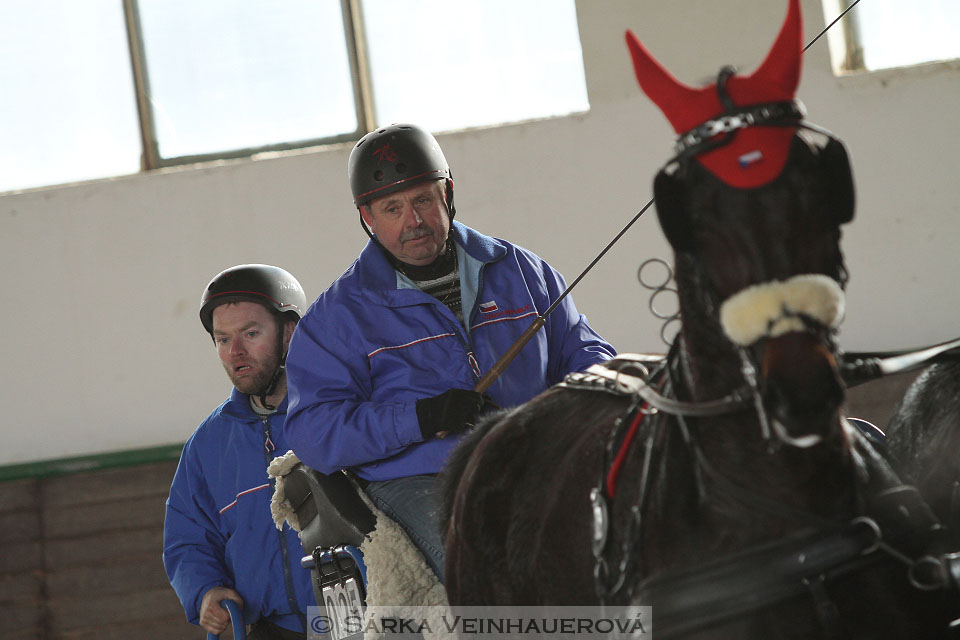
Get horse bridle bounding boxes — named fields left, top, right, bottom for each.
left=663, top=64, right=841, bottom=172
left=563, top=350, right=960, bottom=635
left=657, top=63, right=852, bottom=446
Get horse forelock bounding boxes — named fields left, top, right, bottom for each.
left=675, top=136, right=848, bottom=293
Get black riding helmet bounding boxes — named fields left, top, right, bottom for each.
left=348, top=123, right=455, bottom=219
left=199, top=264, right=307, bottom=339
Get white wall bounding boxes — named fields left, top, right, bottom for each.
left=2, top=0, right=958, bottom=466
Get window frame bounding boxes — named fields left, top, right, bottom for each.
left=122, top=0, right=378, bottom=170
left=822, top=0, right=960, bottom=75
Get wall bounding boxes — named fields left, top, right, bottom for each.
left=0, top=462, right=199, bottom=639
left=1, top=0, right=958, bottom=466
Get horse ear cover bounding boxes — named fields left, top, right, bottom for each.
left=625, top=0, right=803, bottom=189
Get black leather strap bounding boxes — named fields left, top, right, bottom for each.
left=635, top=519, right=883, bottom=637
left=672, top=99, right=807, bottom=161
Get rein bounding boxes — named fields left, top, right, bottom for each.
left=841, top=337, right=960, bottom=387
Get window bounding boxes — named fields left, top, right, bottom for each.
left=134, top=0, right=359, bottom=161
left=0, top=1, right=142, bottom=192
left=822, top=0, right=960, bottom=73
left=360, top=0, right=589, bottom=133
left=0, top=0, right=589, bottom=194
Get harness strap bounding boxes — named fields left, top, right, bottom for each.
left=841, top=337, right=960, bottom=387
left=560, top=354, right=752, bottom=417
left=634, top=519, right=883, bottom=637
left=803, top=574, right=843, bottom=640
left=605, top=406, right=647, bottom=498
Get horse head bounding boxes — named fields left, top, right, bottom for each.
left=627, top=0, right=855, bottom=446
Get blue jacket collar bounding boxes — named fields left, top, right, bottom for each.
left=222, top=386, right=288, bottom=420
left=357, top=221, right=507, bottom=303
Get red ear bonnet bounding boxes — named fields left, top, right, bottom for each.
left=626, top=0, right=802, bottom=188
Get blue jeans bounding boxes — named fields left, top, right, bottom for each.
left=363, top=475, right=445, bottom=581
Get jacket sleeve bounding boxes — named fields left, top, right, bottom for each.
left=284, top=308, right=424, bottom=474
left=162, top=438, right=229, bottom=624
left=536, top=257, right=617, bottom=383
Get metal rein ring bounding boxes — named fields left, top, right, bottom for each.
left=638, top=258, right=680, bottom=347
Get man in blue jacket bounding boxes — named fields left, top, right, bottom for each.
left=285, top=124, right=615, bottom=581
left=164, top=264, right=314, bottom=639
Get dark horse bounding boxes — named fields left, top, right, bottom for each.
left=441, top=1, right=960, bottom=637
left=886, top=359, right=960, bottom=533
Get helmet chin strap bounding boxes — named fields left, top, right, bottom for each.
left=257, top=328, right=288, bottom=411
left=445, top=176, right=456, bottom=221
left=356, top=177, right=456, bottom=239
left=357, top=179, right=457, bottom=273
left=359, top=207, right=375, bottom=241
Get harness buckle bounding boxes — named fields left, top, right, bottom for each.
left=590, top=487, right=610, bottom=558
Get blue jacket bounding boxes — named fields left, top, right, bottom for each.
left=286, top=222, right=615, bottom=481
left=163, top=390, right=312, bottom=632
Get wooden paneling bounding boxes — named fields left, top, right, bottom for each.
left=0, top=478, right=39, bottom=512
left=45, top=529, right=163, bottom=568
left=0, top=461, right=203, bottom=639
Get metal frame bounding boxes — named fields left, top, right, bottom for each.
left=122, top=0, right=375, bottom=171
left=836, top=0, right=865, bottom=72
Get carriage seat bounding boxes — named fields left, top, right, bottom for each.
left=280, top=462, right=377, bottom=554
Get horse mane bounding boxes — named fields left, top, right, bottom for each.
left=886, top=361, right=960, bottom=526
left=438, top=407, right=508, bottom=543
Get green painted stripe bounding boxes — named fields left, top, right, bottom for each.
left=0, top=443, right=185, bottom=483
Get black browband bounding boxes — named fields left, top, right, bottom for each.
left=673, top=99, right=807, bottom=160
left=667, top=66, right=827, bottom=167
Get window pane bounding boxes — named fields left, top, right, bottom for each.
left=0, top=1, right=141, bottom=193
left=136, top=0, right=358, bottom=159
left=361, top=0, right=589, bottom=132
left=855, top=0, right=960, bottom=71
left=821, top=0, right=960, bottom=73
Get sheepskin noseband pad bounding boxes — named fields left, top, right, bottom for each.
left=719, top=274, right=844, bottom=347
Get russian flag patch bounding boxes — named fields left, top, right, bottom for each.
left=479, top=301, right=499, bottom=313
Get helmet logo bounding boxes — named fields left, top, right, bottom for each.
left=372, top=144, right=398, bottom=165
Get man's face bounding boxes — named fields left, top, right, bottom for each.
left=211, top=301, right=290, bottom=396
left=361, top=180, right=451, bottom=266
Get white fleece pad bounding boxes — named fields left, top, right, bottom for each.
left=356, top=490, right=450, bottom=640
left=268, top=449, right=303, bottom=532
left=267, top=451, right=449, bottom=639
left=719, top=274, right=844, bottom=347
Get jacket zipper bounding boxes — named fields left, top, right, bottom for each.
left=426, top=285, right=483, bottom=385
left=463, top=259, right=490, bottom=384
left=261, top=415, right=307, bottom=631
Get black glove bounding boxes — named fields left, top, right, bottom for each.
left=416, top=389, right=496, bottom=439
